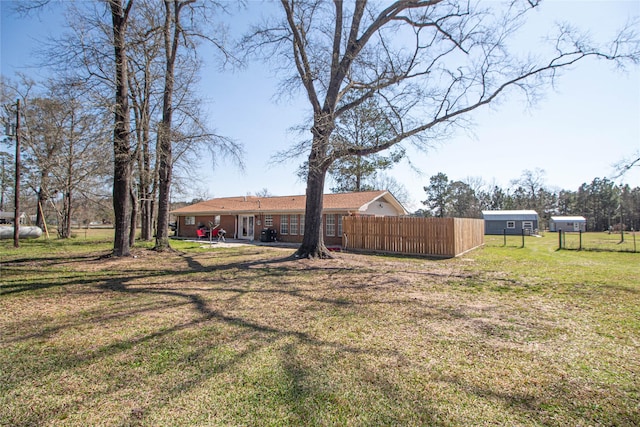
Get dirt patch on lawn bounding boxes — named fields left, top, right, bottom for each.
left=66, top=245, right=465, bottom=286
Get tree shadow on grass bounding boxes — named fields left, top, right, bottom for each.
left=3, top=248, right=634, bottom=426
left=3, top=252, right=396, bottom=425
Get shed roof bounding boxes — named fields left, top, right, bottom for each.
left=0, top=211, right=26, bottom=219
left=481, top=210, right=539, bottom=221
left=171, top=190, right=408, bottom=216
left=550, top=216, right=586, bottom=222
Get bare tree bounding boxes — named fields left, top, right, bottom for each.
left=154, top=0, right=245, bottom=251
left=46, top=82, right=111, bottom=238
left=126, top=1, right=164, bottom=242
left=511, top=168, right=546, bottom=207
left=109, top=0, right=135, bottom=256
left=153, top=0, right=195, bottom=251
left=371, top=174, right=410, bottom=207
left=31, top=0, right=135, bottom=254
left=613, top=150, right=640, bottom=179
left=246, top=0, right=639, bottom=258
left=255, top=188, right=274, bottom=197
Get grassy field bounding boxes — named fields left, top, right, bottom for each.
left=498, top=229, right=638, bottom=253
left=1, top=232, right=638, bottom=426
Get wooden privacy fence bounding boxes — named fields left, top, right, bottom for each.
left=342, top=216, right=484, bottom=258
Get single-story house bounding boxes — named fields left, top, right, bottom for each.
left=482, top=210, right=539, bottom=235
left=549, top=216, right=587, bottom=232
left=0, top=211, right=26, bottom=225
left=170, top=190, right=408, bottom=246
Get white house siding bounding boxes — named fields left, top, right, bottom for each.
left=362, top=201, right=400, bottom=216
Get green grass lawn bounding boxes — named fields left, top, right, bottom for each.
left=1, top=233, right=638, bottom=426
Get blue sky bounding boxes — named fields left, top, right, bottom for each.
left=2, top=0, right=639, bottom=211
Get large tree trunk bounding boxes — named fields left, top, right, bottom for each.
left=139, top=129, right=153, bottom=241
left=61, top=190, right=72, bottom=239
left=155, top=0, right=192, bottom=251
left=129, top=183, right=137, bottom=246
left=111, top=0, right=133, bottom=257
left=295, top=130, right=333, bottom=259
left=154, top=121, right=172, bottom=250
left=153, top=1, right=175, bottom=251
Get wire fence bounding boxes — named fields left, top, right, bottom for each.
left=487, top=231, right=638, bottom=253
left=557, top=230, right=638, bottom=253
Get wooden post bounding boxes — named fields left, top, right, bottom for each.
left=38, top=201, right=50, bottom=239
left=558, top=230, right=562, bottom=250
left=521, top=228, right=525, bottom=248
left=13, top=99, right=20, bottom=248
left=503, top=228, right=506, bottom=246
left=579, top=230, right=582, bottom=251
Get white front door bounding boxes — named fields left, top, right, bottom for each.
left=238, top=215, right=254, bottom=240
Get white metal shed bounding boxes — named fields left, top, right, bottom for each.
left=549, top=216, right=587, bottom=232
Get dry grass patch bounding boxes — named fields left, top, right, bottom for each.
left=1, top=238, right=638, bottom=426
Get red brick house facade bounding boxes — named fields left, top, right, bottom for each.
left=171, top=190, right=407, bottom=246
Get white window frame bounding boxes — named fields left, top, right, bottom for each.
left=185, top=216, right=195, bottom=226
left=337, top=215, right=343, bottom=237
left=280, top=215, right=289, bottom=235
left=300, top=215, right=305, bottom=235
left=506, top=221, right=515, bottom=229
left=522, top=221, right=533, bottom=231
left=264, top=215, right=273, bottom=227
left=326, top=214, right=335, bottom=236
left=290, top=215, right=298, bottom=235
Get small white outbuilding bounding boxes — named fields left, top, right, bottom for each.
left=549, top=216, right=587, bottom=232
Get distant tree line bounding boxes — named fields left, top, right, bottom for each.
left=419, top=169, right=640, bottom=232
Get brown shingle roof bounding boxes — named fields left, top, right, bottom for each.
left=171, top=190, right=396, bottom=215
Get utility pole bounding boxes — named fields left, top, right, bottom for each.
left=13, top=99, right=21, bottom=248
left=619, top=203, right=625, bottom=244
left=0, top=155, right=6, bottom=211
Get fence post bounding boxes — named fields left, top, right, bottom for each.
left=579, top=230, right=582, bottom=251
left=521, top=228, right=525, bottom=248
left=558, top=230, right=562, bottom=250
left=503, top=228, right=506, bottom=246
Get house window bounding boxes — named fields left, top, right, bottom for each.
left=213, top=215, right=221, bottom=225
left=506, top=221, right=515, bottom=229
left=326, top=214, right=335, bottom=236
left=300, top=214, right=305, bottom=235
left=185, top=216, right=195, bottom=225
left=290, top=215, right=298, bottom=235
left=280, top=215, right=289, bottom=235
left=337, top=215, right=343, bottom=237
left=265, top=215, right=273, bottom=227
